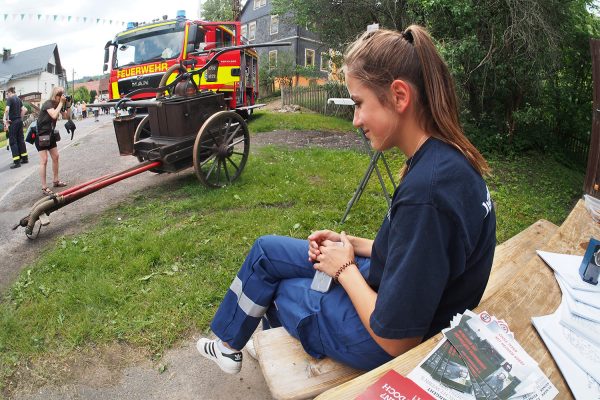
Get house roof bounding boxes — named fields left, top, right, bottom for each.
left=74, top=80, right=100, bottom=92
left=0, top=43, right=64, bottom=85
left=99, top=77, right=109, bottom=92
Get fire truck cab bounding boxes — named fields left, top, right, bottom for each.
left=103, top=11, right=259, bottom=115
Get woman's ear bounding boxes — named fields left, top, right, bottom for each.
left=390, top=80, right=411, bottom=114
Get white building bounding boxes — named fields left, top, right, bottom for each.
left=0, top=44, right=67, bottom=106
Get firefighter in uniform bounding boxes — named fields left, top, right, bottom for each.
left=3, top=87, right=28, bottom=168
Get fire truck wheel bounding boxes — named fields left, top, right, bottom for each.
left=193, top=111, right=250, bottom=188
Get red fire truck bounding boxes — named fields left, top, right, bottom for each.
left=103, top=11, right=259, bottom=116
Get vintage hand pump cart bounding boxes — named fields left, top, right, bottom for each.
left=13, top=42, right=289, bottom=238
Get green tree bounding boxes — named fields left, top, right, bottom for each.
left=73, top=87, right=90, bottom=104
left=273, top=0, right=600, bottom=158
left=90, top=90, right=98, bottom=103
left=200, top=0, right=233, bottom=21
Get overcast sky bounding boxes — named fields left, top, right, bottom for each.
left=0, top=0, right=204, bottom=80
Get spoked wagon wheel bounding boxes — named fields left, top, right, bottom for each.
left=133, top=115, right=151, bottom=162
left=193, top=111, right=250, bottom=188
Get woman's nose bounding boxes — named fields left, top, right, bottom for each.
left=352, top=109, right=361, bottom=129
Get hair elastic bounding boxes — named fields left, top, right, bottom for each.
left=334, top=259, right=357, bottom=282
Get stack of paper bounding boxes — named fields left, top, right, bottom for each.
left=408, top=310, right=558, bottom=400
left=534, top=251, right=600, bottom=399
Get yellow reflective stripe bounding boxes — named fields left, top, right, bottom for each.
left=183, top=24, right=189, bottom=58
left=20, top=153, right=28, bottom=157
left=13, top=156, right=20, bottom=160
left=112, top=82, right=120, bottom=99
left=199, top=66, right=240, bottom=86
left=117, top=21, right=176, bottom=37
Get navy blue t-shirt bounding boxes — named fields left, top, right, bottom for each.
left=7, top=95, right=23, bottom=121
left=368, top=137, right=496, bottom=341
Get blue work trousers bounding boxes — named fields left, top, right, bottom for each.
left=210, top=235, right=392, bottom=371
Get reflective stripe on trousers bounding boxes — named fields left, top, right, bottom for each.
left=209, top=235, right=393, bottom=371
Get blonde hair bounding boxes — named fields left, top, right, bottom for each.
left=48, top=86, right=65, bottom=102
left=344, top=26, right=490, bottom=177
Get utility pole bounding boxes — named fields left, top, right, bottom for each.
left=72, top=69, right=76, bottom=96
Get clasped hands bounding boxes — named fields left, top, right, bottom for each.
left=308, top=230, right=355, bottom=278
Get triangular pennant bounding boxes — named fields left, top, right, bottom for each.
left=84, top=17, right=87, bottom=22
left=68, top=16, right=72, bottom=22
left=4, top=14, right=8, bottom=21
left=54, top=15, right=58, bottom=21
left=96, top=18, right=100, bottom=23
left=37, top=14, right=41, bottom=20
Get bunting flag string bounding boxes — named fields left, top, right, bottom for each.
left=1, top=13, right=127, bottom=26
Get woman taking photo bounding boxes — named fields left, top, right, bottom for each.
left=197, top=25, right=497, bottom=374
left=37, top=86, right=69, bottom=195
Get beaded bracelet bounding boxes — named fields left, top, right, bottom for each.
left=334, top=259, right=356, bottom=282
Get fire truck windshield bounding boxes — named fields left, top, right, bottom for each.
left=114, top=26, right=185, bottom=68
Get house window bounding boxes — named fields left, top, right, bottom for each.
left=248, top=21, right=256, bottom=41
left=269, top=50, right=277, bottom=70
left=305, top=49, right=315, bottom=67
left=47, top=63, right=55, bottom=74
left=241, top=24, right=247, bottom=39
left=320, top=52, right=329, bottom=72
left=253, top=0, right=266, bottom=9
left=270, top=15, right=279, bottom=35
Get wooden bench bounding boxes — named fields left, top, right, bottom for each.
left=316, top=200, right=599, bottom=399
left=254, top=218, right=559, bottom=400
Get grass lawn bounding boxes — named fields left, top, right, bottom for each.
left=0, top=120, right=584, bottom=392
left=249, top=110, right=355, bottom=133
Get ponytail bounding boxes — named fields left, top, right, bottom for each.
left=406, top=25, right=490, bottom=176
left=344, top=26, right=490, bottom=177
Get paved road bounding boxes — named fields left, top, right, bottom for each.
left=0, top=114, right=151, bottom=291
left=0, top=114, right=272, bottom=399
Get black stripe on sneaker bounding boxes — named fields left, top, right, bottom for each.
left=204, top=342, right=210, bottom=357
left=221, top=351, right=243, bottom=362
left=210, top=341, right=216, bottom=358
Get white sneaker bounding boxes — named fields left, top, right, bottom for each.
left=245, top=337, right=258, bottom=360
left=196, top=338, right=243, bottom=374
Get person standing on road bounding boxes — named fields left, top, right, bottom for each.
left=93, top=98, right=100, bottom=122
left=3, top=87, right=28, bottom=169
left=37, top=86, right=70, bottom=195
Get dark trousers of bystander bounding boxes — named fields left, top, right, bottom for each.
left=8, top=118, right=27, bottom=166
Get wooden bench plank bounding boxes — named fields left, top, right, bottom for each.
left=254, top=327, right=361, bottom=400
left=482, top=219, right=557, bottom=302
left=316, top=200, right=598, bottom=399
left=255, top=218, right=558, bottom=400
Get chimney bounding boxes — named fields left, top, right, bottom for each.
left=2, top=48, right=11, bottom=62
